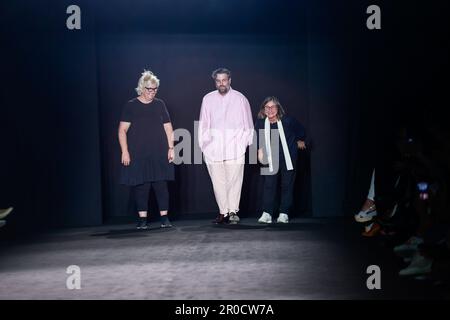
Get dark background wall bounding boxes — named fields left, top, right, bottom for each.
left=97, top=33, right=310, bottom=221
left=0, top=1, right=448, bottom=234
left=93, top=1, right=311, bottom=222
left=0, top=1, right=103, bottom=234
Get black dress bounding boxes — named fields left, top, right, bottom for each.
left=119, top=97, right=175, bottom=186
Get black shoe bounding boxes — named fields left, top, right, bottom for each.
left=136, top=220, right=148, bottom=230
left=160, top=216, right=173, bottom=228
left=213, top=214, right=229, bottom=224
left=161, top=223, right=173, bottom=228
left=160, top=221, right=173, bottom=228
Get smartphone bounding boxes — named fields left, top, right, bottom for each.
left=417, top=182, right=429, bottom=200
left=417, top=182, right=428, bottom=192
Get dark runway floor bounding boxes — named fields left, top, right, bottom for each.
left=0, top=217, right=447, bottom=299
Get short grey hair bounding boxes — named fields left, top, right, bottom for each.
left=135, top=70, right=160, bottom=95
left=211, top=68, right=231, bottom=80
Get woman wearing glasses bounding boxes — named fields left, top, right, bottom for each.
left=118, top=70, right=175, bottom=229
left=255, top=96, right=306, bottom=224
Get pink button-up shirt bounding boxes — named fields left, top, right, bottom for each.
left=198, top=88, right=254, bottom=161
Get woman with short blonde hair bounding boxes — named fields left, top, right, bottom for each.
left=118, top=70, right=175, bottom=230
left=135, top=70, right=160, bottom=95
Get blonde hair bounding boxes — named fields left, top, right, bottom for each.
left=135, top=70, right=160, bottom=95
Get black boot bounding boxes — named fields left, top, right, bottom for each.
left=136, top=217, right=148, bottom=230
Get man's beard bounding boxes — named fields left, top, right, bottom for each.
left=219, top=86, right=229, bottom=94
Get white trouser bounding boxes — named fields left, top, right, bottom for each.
left=205, top=154, right=245, bottom=215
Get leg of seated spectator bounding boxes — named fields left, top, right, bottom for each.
left=0, top=207, right=14, bottom=220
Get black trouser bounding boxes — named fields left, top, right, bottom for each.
left=262, top=162, right=297, bottom=215
left=133, top=181, right=169, bottom=212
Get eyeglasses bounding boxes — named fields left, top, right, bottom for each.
left=145, top=86, right=158, bottom=92
left=264, top=105, right=278, bottom=111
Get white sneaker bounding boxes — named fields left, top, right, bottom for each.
left=228, top=212, right=240, bottom=224
left=394, top=236, right=423, bottom=256
left=277, top=213, right=289, bottom=223
left=399, top=253, right=432, bottom=276
left=354, top=206, right=377, bottom=223
left=258, top=212, right=272, bottom=224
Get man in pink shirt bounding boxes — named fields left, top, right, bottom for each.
left=198, top=68, right=254, bottom=224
